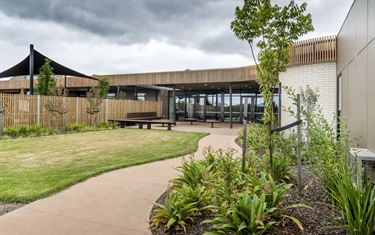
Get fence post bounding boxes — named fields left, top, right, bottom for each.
left=37, top=95, right=41, bottom=125
left=105, top=99, right=108, bottom=122
left=0, top=102, right=3, bottom=137
left=242, top=98, right=248, bottom=173
left=160, top=101, right=163, bottom=118
left=76, top=97, right=79, bottom=123
left=297, top=94, right=302, bottom=193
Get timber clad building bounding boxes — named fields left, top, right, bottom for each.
left=0, top=36, right=336, bottom=127
left=0, top=0, right=374, bottom=155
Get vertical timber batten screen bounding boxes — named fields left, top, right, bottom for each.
left=0, top=93, right=162, bottom=128
left=289, top=35, right=336, bottom=66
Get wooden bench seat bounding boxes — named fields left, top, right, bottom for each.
left=108, top=119, right=176, bottom=130
left=185, top=118, right=198, bottom=124
left=206, top=120, right=220, bottom=128
left=126, top=112, right=162, bottom=120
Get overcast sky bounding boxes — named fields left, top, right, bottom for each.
left=0, top=0, right=353, bottom=76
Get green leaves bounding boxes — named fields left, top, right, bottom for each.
left=171, top=157, right=210, bottom=189
left=35, top=59, right=57, bottom=96
left=151, top=147, right=308, bottom=234
left=286, top=86, right=375, bottom=235
left=98, top=77, right=110, bottom=99
left=203, top=193, right=277, bottom=235
left=231, top=0, right=314, bottom=174
left=327, top=168, right=375, bottom=235
left=150, top=193, right=199, bottom=233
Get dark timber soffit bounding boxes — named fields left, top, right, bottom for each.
left=0, top=50, right=97, bottom=80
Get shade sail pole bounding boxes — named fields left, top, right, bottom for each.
left=29, top=44, right=34, bottom=95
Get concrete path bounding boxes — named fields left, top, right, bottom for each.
left=0, top=122, right=242, bottom=235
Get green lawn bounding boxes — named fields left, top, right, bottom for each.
left=0, top=129, right=207, bottom=203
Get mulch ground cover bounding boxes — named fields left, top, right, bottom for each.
left=0, top=203, right=24, bottom=216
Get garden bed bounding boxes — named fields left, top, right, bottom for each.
left=150, top=166, right=346, bottom=235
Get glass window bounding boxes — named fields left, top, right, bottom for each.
left=137, top=93, right=146, bottom=101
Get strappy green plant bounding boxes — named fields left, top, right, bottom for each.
left=150, top=193, right=199, bottom=233
left=245, top=172, right=290, bottom=209
left=171, top=158, right=211, bottom=189
left=175, top=185, right=204, bottom=207
left=203, top=193, right=276, bottom=235
left=265, top=154, right=294, bottom=183
left=329, top=168, right=375, bottom=235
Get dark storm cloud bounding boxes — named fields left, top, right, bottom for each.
left=0, top=0, right=354, bottom=63
left=0, top=0, right=243, bottom=51
left=199, top=31, right=249, bottom=56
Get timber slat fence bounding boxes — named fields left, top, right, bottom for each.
left=0, top=93, right=162, bottom=128
left=290, top=35, right=336, bottom=65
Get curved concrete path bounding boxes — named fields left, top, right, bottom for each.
left=0, top=122, right=242, bottom=235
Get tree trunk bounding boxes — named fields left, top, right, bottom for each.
left=269, top=92, right=274, bottom=176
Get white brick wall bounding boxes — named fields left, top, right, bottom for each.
left=280, top=62, right=337, bottom=128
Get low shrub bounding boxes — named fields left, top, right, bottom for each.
left=329, top=169, right=375, bottom=235
left=1, top=122, right=115, bottom=140
left=150, top=192, right=199, bottom=233
left=152, top=148, right=303, bottom=234
left=239, top=124, right=296, bottom=163
left=171, top=157, right=211, bottom=189
left=265, top=154, right=294, bottom=183
left=99, top=122, right=109, bottom=129
left=18, top=125, right=29, bottom=137
left=65, top=123, right=88, bottom=133
left=286, top=86, right=375, bottom=234
left=28, top=125, right=43, bottom=137
left=202, top=149, right=243, bottom=209
left=175, top=185, right=204, bottom=207
left=110, top=121, right=119, bottom=129
left=3, top=127, right=19, bottom=138
left=203, top=193, right=276, bottom=235
left=245, top=172, right=292, bottom=210
left=42, top=127, right=57, bottom=136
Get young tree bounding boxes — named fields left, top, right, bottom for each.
left=98, top=77, right=110, bottom=98
left=118, top=91, right=127, bottom=100
left=44, top=86, right=69, bottom=128
left=231, top=0, right=314, bottom=173
left=35, top=59, right=57, bottom=96
left=86, top=86, right=102, bottom=125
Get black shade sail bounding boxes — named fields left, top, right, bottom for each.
left=0, top=49, right=97, bottom=80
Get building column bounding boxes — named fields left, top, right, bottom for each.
left=172, top=85, right=176, bottom=121
left=116, top=85, right=120, bottom=99
left=203, top=94, right=207, bottom=121
left=64, top=75, right=67, bottom=92
left=215, top=93, right=218, bottom=119
left=221, top=92, right=224, bottom=122
left=184, top=91, right=187, bottom=119
left=134, top=87, right=138, bottom=100
left=229, top=83, right=233, bottom=129
left=29, top=44, right=34, bottom=95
